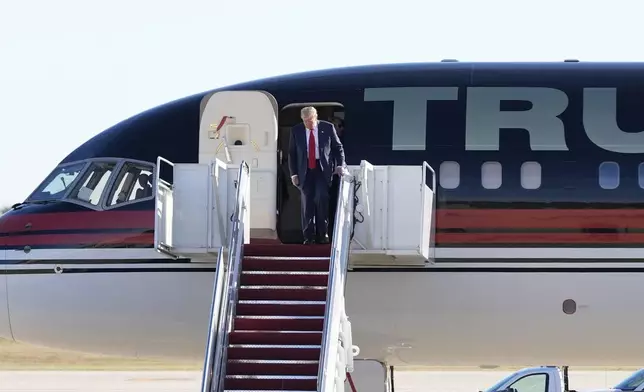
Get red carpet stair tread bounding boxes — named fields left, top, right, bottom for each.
left=224, top=246, right=330, bottom=391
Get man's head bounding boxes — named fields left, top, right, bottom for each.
left=301, top=106, right=318, bottom=130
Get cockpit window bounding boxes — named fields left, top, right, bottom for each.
left=68, top=161, right=117, bottom=206
left=107, top=162, right=154, bottom=206
left=24, top=158, right=156, bottom=210
left=27, top=162, right=87, bottom=201
left=615, top=369, right=644, bottom=391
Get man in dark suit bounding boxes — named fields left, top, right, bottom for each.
left=288, top=106, right=347, bottom=244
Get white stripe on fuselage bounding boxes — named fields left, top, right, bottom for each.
left=435, top=248, right=644, bottom=259
left=6, top=248, right=644, bottom=266
left=0, top=248, right=644, bottom=275
left=4, top=262, right=207, bottom=271
left=4, top=248, right=172, bottom=261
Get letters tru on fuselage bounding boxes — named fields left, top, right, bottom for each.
left=364, top=87, right=640, bottom=153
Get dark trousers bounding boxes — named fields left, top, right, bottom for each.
left=300, top=163, right=330, bottom=240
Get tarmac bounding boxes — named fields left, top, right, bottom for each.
left=0, top=369, right=635, bottom=392
left=0, top=371, right=200, bottom=392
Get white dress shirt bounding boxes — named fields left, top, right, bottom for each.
left=305, top=125, right=320, bottom=160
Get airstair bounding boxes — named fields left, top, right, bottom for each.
left=153, top=158, right=435, bottom=391
left=152, top=88, right=437, bottom=392
left=177, top=160, right=358, bottom=392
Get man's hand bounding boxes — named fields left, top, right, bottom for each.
left=334, top=166, right=348, bottom=176
left=291, top=175, right=299, bottom=186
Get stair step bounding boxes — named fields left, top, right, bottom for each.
left=226, top=359, right=319, bottom=376
left=240, top=272, right=328, bottom=286
left=236, top=303, right=326, bottom=317
left=238, top=300, right=326, bottom=305
left=221, top=247, right=329, bottom=391
left=244, top=243, right=331, bottom=258
left=243, top=257, right=329, bottom=272
left=228, top=345, right=321, bottom=360
left=229, top=331, right=322, bottom=345
left=224, top=375, right=317, bottom=391
left=234, top=316, right=324, bottom=331
left=238, top=287, right=327, bottom=301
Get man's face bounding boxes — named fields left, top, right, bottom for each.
left=303, top=114, right=317, bottom=130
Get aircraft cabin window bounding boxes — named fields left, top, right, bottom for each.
left=107, top=163, right=154, bottom=206
left=598, top=161, right=620, bottom=190
left=68, top=162, right=117, bottom=206
left=508, top=373, right=548, bottom=392
left=520, top=162, right=541, bottom=190
left=481, top=161, right=502, bottom=189
left=27, top=162, right=86, bottom=202
left=439, top=161, right=460, bottom=189
left=638, top=163, right=644, bottom=189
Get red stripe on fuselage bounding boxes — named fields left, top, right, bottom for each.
left=436, top=233, right=644, bottom=244
left=3, top=209, right=644, bottom=247
left=437, top=209, right=644, bottom=229
left=4, top=232, right=153, bottom=247
left=3, top=209, right=639, bottom=233
left=1, top=210, right=154, bottom=233
left=16, top=232, right=638, bottom=246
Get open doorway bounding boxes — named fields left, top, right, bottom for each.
left=276, top=102, right=345, bottom=244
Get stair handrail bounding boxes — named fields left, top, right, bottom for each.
left=318, top=172, right=356, bottom=392
left=209, top=161, right=251, bottom=392
left=199, top=246, right=226, bottom=392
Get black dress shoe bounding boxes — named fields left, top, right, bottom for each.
left=303, top=239, right=315, bottom=245
left=316, top=235, right=330, bottom=244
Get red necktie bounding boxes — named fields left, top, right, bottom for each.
left=308, top=129, right=316, bottom=169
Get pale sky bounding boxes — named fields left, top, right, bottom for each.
left=0, top=0, right=641, bottom=207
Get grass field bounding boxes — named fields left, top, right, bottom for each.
left=0, top=339, right=200, bottom=370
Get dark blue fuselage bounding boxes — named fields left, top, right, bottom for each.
left=61, top=62, right=644, bottom=207
left=8, top=61, right=644, bottom=250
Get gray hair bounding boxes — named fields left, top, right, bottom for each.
left=300, top=106, right=317, bottom=119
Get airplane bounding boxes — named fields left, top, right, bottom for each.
left=2, top=60, right=644, bottom=377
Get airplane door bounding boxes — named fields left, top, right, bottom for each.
left=199, top=90, right=278, bottom=239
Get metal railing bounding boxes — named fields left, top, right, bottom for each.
left=199, top=161, right=251, bottom=392
left=199, top=247, right=226, bottom=392
left=318, top=173, right=356, bottom=392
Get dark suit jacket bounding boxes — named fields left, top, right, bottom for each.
left=288, top=120, right=346, bottom=186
